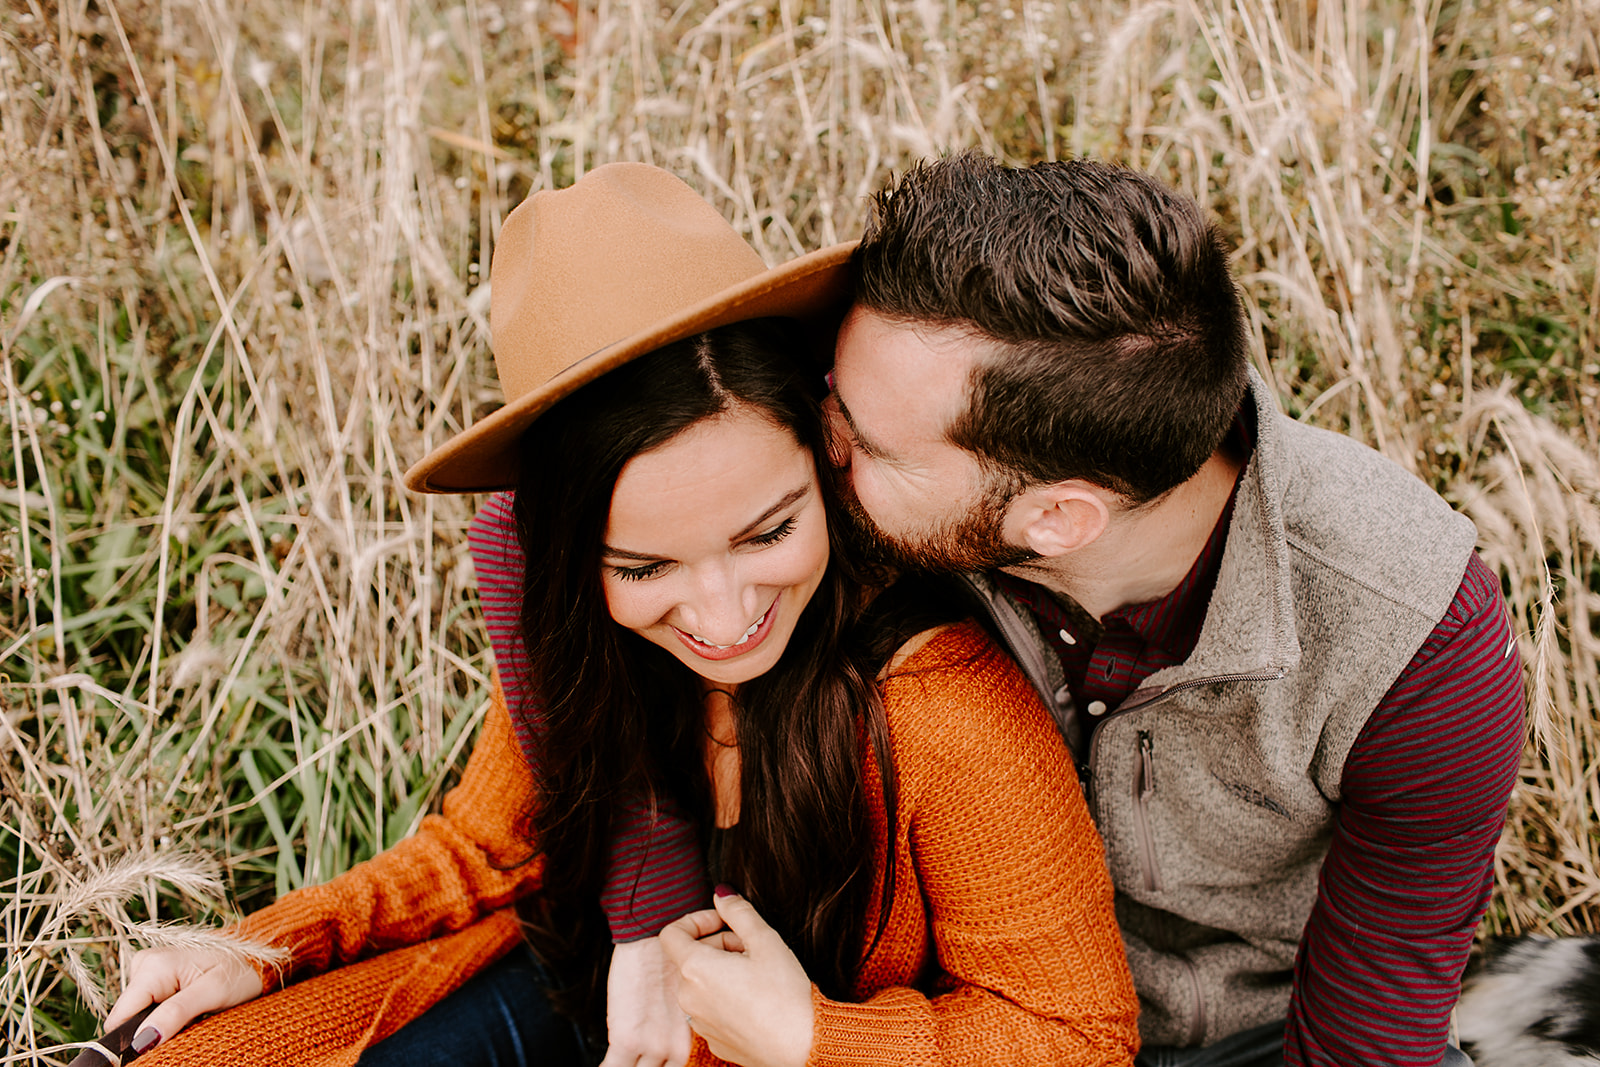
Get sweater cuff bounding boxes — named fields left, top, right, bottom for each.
left=806, top=985, right=935, bottom=1067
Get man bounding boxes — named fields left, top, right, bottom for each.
left=822, top=153, right=1525, bottom=1066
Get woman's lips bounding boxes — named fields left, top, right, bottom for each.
left=673, top=599, right=778, bottom=661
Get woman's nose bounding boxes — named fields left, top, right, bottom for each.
left=678, top=566, right=760, bottom=644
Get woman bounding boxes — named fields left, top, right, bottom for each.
left=102, top=164, right=1138, bottom=1067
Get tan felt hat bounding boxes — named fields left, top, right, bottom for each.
left=404, top=162, right=857, bottom=493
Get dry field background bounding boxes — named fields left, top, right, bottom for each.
left=2, top=0, right=1598, bottom=1058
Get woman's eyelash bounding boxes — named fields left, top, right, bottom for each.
left=611, top=561, right=667, bottom=582
left=746, top=517, right=796, bottom=546
left=609, top=517, right=797, bottom=580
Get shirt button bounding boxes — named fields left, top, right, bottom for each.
left=1054, top=684, right=1072, bottom=705
left=1058, top=628, right=1077, bottom=646
left=1086, top=700, right=1108, bottom=716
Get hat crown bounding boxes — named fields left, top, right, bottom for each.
left=490, top=163, right=767, bottom=402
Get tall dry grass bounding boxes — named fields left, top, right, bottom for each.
left=2, top=0, right=1597, bottom=1059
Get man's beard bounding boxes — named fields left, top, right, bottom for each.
left=832, top=466, right=1039, bottom=574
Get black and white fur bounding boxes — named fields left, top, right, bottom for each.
left=1458, top=936, right=1600, bottom=1066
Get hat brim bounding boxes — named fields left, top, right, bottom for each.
left=404, top=240, right=858, bottom=494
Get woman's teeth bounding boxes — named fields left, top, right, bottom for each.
left=693, top=617, right=762, bottom=649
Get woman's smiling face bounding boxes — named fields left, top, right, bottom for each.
left=600, top=405, right=831, bottom=689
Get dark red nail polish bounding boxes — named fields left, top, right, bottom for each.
left=132, top=1027, right=161, bottom=1054
left=713, top=883, right=736, bottom=898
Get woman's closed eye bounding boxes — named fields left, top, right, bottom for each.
left=607, top=518, right=799, bottom=582
left=744, top=516, right=797, bottom=547
left=610, top=560, right=670, bottom=582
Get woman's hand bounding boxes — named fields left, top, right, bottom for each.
left=659, top=888, right=814, bottom=1067
left=600, top=936, right=693, bottom=1067
left=103, top=945, right=266, bottom=1053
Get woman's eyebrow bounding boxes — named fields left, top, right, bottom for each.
left=601, top=545, right=665, bottom=562
left=731, top=484, right=810, bottom=541
left=602, top=484, right=810, bottom=561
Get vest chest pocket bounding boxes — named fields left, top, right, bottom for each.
left=1095, top=722, right=1333, bottom=906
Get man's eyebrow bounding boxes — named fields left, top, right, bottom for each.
left=832, top=395, right=890, bottom=460
left=602, top=484, right=810, bottom=561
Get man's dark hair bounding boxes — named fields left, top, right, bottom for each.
left=853, top=153, right=1250, bottom=504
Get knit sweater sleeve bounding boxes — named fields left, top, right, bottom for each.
left=232, top=684, right=546, bottom=993
left=807, top=623, right=1141, bottom=1067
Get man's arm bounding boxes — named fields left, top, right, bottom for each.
left=1286, top=553, right=1525, bottom=1066
left=470, top=490, right=707, bottom=940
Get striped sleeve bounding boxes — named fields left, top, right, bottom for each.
left=1285, top=553, right=1525, bottom=1066
left=468, top=491, right=708, bottom=941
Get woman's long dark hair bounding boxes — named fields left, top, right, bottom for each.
left=511, top=318, right=936, bottom=1037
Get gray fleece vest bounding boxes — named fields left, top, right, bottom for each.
left=964, top=373, right=1478, bottom=1047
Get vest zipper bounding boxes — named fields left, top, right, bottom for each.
left=1133, top=730, right=1161, bottom=892
left=1182, top=952, right=1207, bottom=1046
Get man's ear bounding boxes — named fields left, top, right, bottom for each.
left=1005, top=482, right=1111, bottom=558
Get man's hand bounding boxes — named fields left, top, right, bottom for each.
left=659, top=888, right=814, bottom=1067
left=103, top=946, right=266, bottom=1054
left=600, top=936, right=694, bottom=1067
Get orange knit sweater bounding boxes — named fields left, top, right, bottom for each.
left=139, top=622, right=1138, bottom=1067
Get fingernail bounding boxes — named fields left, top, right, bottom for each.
left=132, top=1027, right=161, bottom=1054
left=713, top=883, right=737, bottom=898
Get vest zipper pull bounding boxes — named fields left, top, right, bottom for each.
left=1139, top=731, right=1156, bottom=798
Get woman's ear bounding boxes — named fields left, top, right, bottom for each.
left=1005, top=482, right=1111, bottom=559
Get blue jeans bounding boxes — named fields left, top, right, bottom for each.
left=356, top=945, right=596, bottom=1067
left=1135, top=1019, right=1475, bottom=1067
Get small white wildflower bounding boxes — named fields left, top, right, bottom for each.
left=49, top=400, right=63, bottom=414
left=247, top=57, right=272, bottom=88
left=454, top=176, right=468, bottom=189
left=1532, top=6, right=1554, bottom=23
left=984, top=75, right=1001, bottom=90
left=94, top=410, right=106, bottom=422
left=805, top=16, right=827, bottom=33
left=69, top=398, right=82, bottom=410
